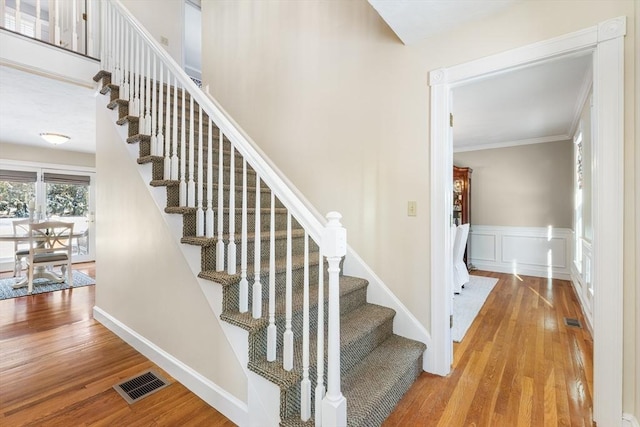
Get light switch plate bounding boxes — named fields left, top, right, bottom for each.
left=408, top=201, right=417, bottom=216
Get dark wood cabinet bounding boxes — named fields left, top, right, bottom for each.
left=453, top=166, right=472, bottom=267
left=453, top=166, right=472, bottom=226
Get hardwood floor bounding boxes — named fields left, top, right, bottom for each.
left=0, top=263, right=235, bottom=427
left=383, top=271, right=593, bottom=427
left=0, top=266, right=592, bottom=426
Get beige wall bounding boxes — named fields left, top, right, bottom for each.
left=119, top=0, right=183, bottom=66
left=94, top=102, right=246, bottom=402
left=0, top=142, right=95, bottom=168
left=202, top=0, right=637, bottom=418
left=453, top=141, right=573, bottom=228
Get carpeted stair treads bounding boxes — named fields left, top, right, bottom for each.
left=95, top=70, right=426, bottom=426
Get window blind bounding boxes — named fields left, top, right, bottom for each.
left=0, top=169, right=37, bottom=183
left=43, top=173, right=91, bottom=186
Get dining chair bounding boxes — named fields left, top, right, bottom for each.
left=12, top=218, right=31, bottom=277
left=452, top=223, right=470, bottom=294
left=26, top=221, right=74, bottom=295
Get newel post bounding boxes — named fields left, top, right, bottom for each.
left=321, top=212, right=347, bottom=427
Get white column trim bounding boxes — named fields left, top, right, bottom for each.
left=429, top=16, right=626, bottom=426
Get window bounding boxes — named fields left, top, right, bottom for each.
left=0, top=166, right=95, bottom=270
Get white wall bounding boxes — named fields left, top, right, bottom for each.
left=0, top=142, right=95, bottom=167
left=119, top=0, right=183, bottom=67
left=454, top=141, right=573, bottom=228
left=201, top=0, right=637, bottom=418
left=94, top=100, right=246, bottom=404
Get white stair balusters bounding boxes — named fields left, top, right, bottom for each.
left=156, top=60, right=164, bottom=158
left=205, top=119, right=214, bottom=239
left=122, top=23, right=129, bottom=100
left=321, top=212, right=347, bottom=427
left=163, top=69, right=172, bottom=180
left=283, top=212, right=293, bottom=371
left=144, top=44, right=152, bottom=135
left=301, top=231, right=311, bottom=421
left=252, top=175, right=262, bottom=319
left=315, top=249, right=326, bottom=427
left=132, top=34, right=140, bottom=117
left=266, top=191, right=276, bottom=360
left=138, top=42, right=146, bottom=131
left=227, top=146, right=236, bottom=274
left=179, top=87, right=186, bottom=206
left=150, top=52, right=157, bottom=155
left=71, top=0, right=77, bottom=52
left=215, top=128, right=225, bottom=271
left=34, top=0, right=41, bottom=41
left=170, top=75, right=179, bottom=181
left=196, top=105, right=204, bottom=236
left=187, top=95, right=195, bottom=207
left=53, top=0, right=60, bottom=48
left=238, top=158, right=248, bottom=313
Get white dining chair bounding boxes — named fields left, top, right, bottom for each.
left=12, top=218, right=31, bottom=277
left=26, top=221, right=74, bottom=294
left=452, top=223, right=470, bottom=294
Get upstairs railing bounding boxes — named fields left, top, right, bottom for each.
left=0, top=0, right=99, bottom=57
left=101, top=0, right=346, bottom=425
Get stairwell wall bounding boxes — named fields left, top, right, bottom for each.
left=94, top=103, right=246, bottom=403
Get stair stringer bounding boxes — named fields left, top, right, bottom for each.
left=101, top=101, right=280, bottom=427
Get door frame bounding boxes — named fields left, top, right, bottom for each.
left=429, top=16, right=626, bottom=427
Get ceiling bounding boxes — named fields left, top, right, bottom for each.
left=0, top=1, right=591, bottom=157
left=0, top=65, right=96, bottom=153
left=368, top=0, right=520, bottom=45
left=453, top=53, right=592, bottom=152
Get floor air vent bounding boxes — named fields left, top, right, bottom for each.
left=113, top=370, right=170, bottom=404
left=564, top=317, right=582, bottom=328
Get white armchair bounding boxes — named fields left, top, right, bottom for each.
left=452, top=223, right=470, bottom=294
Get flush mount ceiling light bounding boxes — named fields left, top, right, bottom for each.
left=40, top=132, right=70, bottom=145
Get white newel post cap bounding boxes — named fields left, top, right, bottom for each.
left=322, top=212, right=347, bottom=258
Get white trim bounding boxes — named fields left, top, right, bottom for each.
left=429, top=16, right=626, bottom=427
left=453, top=134, right=571, bottom=153
left=428, top=77, right=453, bottom=375
left=0, top=159, right=96, bottom=173
left=468, top=225, right=573, bottom=280
left=93, top=306, right=249, bottom=426
left=623, top=413, right=640, bottom=427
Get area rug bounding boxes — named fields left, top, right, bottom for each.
left=452, top=275, right=499, bottom=342
left=0, top=271, right=95, bottom=300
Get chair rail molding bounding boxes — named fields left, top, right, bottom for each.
left=429, top=16, right=625, bottom=427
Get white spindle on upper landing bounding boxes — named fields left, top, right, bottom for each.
left=144, top=44, right=151, bottom=135
left=71, top=0, right=77, bottom=51
left=35, top=0, right=41, bottom=40
left=179, top=87, right=187, bottom=207
left=170, top=75, right=179, bottom=181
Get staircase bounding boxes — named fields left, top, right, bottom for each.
left=94, top=2, right=426, bottom=425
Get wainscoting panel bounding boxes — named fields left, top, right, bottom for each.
left=469, top=225, right=573, bottom=280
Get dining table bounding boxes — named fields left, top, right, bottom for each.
left=0, top=229, right=86, bottom=289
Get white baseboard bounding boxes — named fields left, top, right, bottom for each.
left=623, top=413, right=640, bottom=427
left=93, top=306, right=248, bottom=426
